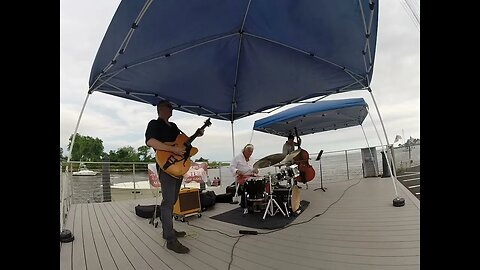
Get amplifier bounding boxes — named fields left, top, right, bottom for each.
left=173, top=188, right=201, bottom=221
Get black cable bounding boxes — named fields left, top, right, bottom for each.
left=186, top=221, right=239, bottom=238
left=228, top=236, right=244, bottom=270
left=186, top=221, right=243, bottom=269
left=187, top=178, right=363, bottom=269
left=258, top=178, right=362, bottom=235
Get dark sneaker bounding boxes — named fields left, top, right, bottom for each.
left=163, top=229, right=186, bottom=239
left=166, top=239, right=190, bottom=254
left=174, top=229, right=186, bottom=238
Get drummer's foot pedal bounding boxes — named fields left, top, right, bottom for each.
left=243, top=208, right=249, bottom=214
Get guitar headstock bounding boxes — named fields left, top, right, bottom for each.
left=204, top=118, right=212, bottom=127
left=196, top=118, right=212, bottom=134
left=188, top=118, right=212, bottom=144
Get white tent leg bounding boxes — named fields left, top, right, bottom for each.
left=367, top=107, right=399, bottom=197
left=368, top=91, right=398, bottom=176
left=360, top=124, right=379, bottom=176
left=230, top=121, right=235, bottom=158
left=67, top=92, right=91, bottom=162
left=230, top=121, right=239, bottom=202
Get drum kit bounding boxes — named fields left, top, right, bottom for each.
left=242, top=150, right=303, bottom=219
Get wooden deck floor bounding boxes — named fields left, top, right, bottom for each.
left=60, top=177, right=420, bottom=270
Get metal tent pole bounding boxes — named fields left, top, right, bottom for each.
left=366, top=95, right=405, bottom=207
left=67, top=92, right=91, bottom=162
left=367, top=107, right=397, bottom=194
left=61, top=91, right=91, bottom=243
left=231, top=121, right=240, bottom=203
left=360, top=124, right=379, bottom=176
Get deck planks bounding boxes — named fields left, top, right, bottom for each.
left=61, top=177, right=420, bottom=270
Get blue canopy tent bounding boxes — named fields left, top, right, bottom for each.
left=253, top=98, right=369, bottom=138
left=253, top=97, right=401, bottom=201
left=87, top=0, right=379, bottom=122
left=69, top=0, right=385, bottom=162
left=253, top=97, right=374, bottom=191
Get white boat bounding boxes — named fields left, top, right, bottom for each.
left=72, top=164, right=98, bottom=176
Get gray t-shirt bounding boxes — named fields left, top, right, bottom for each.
left=282, top=142, right=295, bottom=155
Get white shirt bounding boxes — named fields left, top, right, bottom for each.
left=229, top=153, right=256, bottom=177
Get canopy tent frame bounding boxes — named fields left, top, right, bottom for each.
left=252, top=96, right=403, bottom=204
left=63, top=1, right=404, bottom=238
left=68, top=0, right=380, bottom=161
left=87, top=0, right=379, bottom=121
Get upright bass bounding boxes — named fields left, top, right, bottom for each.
left=293, top=128, right=315, bottom=183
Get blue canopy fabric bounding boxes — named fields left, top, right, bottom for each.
left=253, top=98, right=369, bottom=137
left=89, top=0, right=379, bottom=121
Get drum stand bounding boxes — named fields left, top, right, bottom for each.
left=262, top=174, right=286, bottom=220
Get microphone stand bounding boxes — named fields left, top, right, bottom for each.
left=313, top=150, right=326, bottom=192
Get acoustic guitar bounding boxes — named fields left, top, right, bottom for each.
left=156, top=118, right=212, bottom=178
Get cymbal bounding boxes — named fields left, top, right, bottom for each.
left=253, top=153, right=286, bottom=169
left=277, top=149, right=302, bottom=166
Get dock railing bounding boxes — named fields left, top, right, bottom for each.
left=59, top=144, right=419, bottom=230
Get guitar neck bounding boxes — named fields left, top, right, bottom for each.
left=185, top=126, right=205, bottom=145
left=294, top=127, right=302, bottom=148
left=185, top=118, right=211, bottom=145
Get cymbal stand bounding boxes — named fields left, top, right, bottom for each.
left=262, top=174, right=286, bottom=220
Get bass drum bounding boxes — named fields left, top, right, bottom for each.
left=272, top=185, right=301, bottom=214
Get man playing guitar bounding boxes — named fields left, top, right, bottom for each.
left=145, top=100, right=205, bottom=254
left=229, top=144, right=259, bottom=213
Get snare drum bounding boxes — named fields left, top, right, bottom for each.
left=244, top=178, right=267, bottom=201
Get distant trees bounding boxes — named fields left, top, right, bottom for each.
left=399, top=136, right=420, bottom=147
left=194, top=157, right=229, bottom=168
left=137, top=145, right=155, bottom=162
left=65, top=133, right=220, bottom=165
left=108, top=146, right=139, bottom=162
left=68, top=134, right=104, bottom=161
left=195, top=157, right=209, bottom=163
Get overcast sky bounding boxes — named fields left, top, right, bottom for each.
left=60, top=0, right=420, bottom=162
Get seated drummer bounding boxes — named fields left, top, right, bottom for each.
left=229, top=144, right=259, bottom=212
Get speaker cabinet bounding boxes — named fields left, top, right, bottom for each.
left=173, top=188, right=201, bottom=220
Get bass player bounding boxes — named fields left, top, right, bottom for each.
left=145, top=100, right=204, bottom=254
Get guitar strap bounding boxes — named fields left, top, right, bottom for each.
left=177, top=127, right=186, bottom=136
left=162, top=127, right=189, bottom=171
left=176, top=128, right=192, bottom=164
